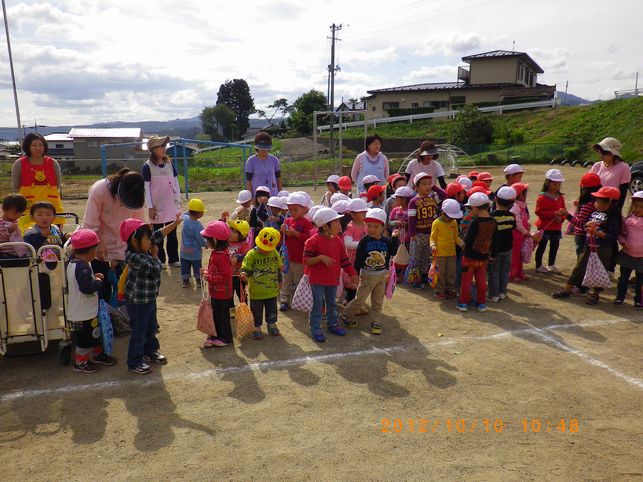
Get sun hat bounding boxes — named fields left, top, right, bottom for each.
left=477, top=172, right=494, bottom=182
left=364, top=208, right=386, bottom=225
left=593, top=137, right=622, bottom=158
left=286, top=192, right=309, bottom=207
left=120, top=218, right=150, bottom=243
left=366, top=185, right=386, bottom=202
left=456, top=175, right=473, bottom=190
left=496, top=186, right=517, bottom=201
left=188, top=198, right=206, bottom=212
left=346, top=198, right=369, bottom=212
left=580, top=172, right=601, bottom=188
left=70, top=229, right=100, bottom=249
left=446, top=182, right=465, bottom=197
left=632, top=191, right=643, bottom=199
left=307, top=205, right=323, bottom=221
left=503, top=164, right=524, bottom=176
left=201, top=221, right=231, bottom=241
left=338, top=176, right=353, bottom=191
left=545, top=168, right=565, bottom=182
left=255, top=186, right=271, bottom=195
left=332, top=199, right=350, bottom=214
left=392, top=186, right=414, bottom=198
left=413, top=172, right=432, bottom=186
left=147, top=135, right=170, bottom=151
left=313, top=207, right=342, bottom=227
left=254, top=132, right=273, bottom=150
left=465, top=192, right=490, bottom=207
left=228, top=219, right=250, bottom=238
left=419, top=146, right=439, bottom=157
left=330, top=192, right=350, bottom=205
left=255, top=227, right=281, bottom=251
left=441, top=199, right=463, bottom=219
left=117, top=171, right=145, bottom=209
left=277, top=190, right=290, bottom=197
left=236, top=190, right=253, bottom=204
left=362, top=174, right=381, bottom=184
left=326, top=175, right=340, bottom=184
left=511, top=182, right=530, bottom=196
left=591, top=186, right=621, bottom=200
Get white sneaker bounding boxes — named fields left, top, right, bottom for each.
left=547, top=265, right=560, bottom=274
left=536, top=266, right=549, bottom=274
left=499, top=293, right=508, bottom=300
left=488, top=296, right=501, bottom=303
left=170, top=261, right=182, bottom=267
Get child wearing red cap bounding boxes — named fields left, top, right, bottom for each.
left=67, top=229, right=118, bottom=373
left=565, top=173, right=602, bottom=257
left=338, top=176, right=353, bottom=197
left=367, top=185, right=387, bottom=209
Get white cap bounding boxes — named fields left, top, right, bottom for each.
left=392, top=186, right=415, bottom=198
left=545, top=168, right=565, bottom=182
left=268, top=196, right=287, bottom=210
left=364, top=208, right=387, bottom=225
left=277, top=190, right=290, bottom=197
left=280, top=196, right=289, bottom=206
left=313, top=207, right=342, bottom=227
left=441, top=199, right=463, bottom=219
left=496, top=186, right=517, bottom=201
left=465, top=192, right=490, bottom=207
left=255, top=185, right=271, bottom=194
left=330, top=192, right=350, bottom=205
left=456, top=175, right=472, bottom=190
left=332, top=199, right=350, bottom=214
left=293, top=191, right=313, bottom=208
left=346, top=198, right=369, bottom=212
left=286, top=192, right=309, bottom=207
left=362, top=174, right=381, bottom=184
left=326, top=175, right=340, bottom=184
left=307, top=205, right=322, bottom=221
left=632, top=191, right=643, bottom=199
left=236, top=189, right=253, bottom=204
left=413, top=172, right=432, bottom=186
left=503, top=163, right=524, bottom=176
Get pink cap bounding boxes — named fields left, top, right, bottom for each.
left=70, top=229, right=100, bottom=249
left=201, top=221, right=231, bottom=241
left=120, top=218, right=149, bottom=243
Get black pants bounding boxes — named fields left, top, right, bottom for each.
left=250, top=297, right=278, bottom=327
left=232, top=277, right=247, bottom=306
left=345, top=288, right=356, bottom=303
left=92, top=260, right=112, bottom=302
left=210, top=298, right=233, bottom=343
left=535, top=230, right=561, bottom=268
left=153, top=222, right=179, bottom=264
left=617, top=267, right=642, bottom=303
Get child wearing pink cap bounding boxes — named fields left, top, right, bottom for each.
left=67, top=229, right=117, bottom=373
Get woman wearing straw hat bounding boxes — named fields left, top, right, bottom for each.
left=245, top=131, right=283, bottom=196
left=590, top=137, right=631, bottom=211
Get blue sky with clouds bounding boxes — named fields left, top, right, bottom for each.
left=0, top=0, right=641, bottom=125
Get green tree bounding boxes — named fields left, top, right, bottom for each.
left=200, top=104, right=235, bottom=141
left=449, top=104, right=494, bottom=147
left=216, top=79, right=255, bottom=139
left=288, top=89, right=327, bottom=135
left=256, top=98, right=293, bottom=126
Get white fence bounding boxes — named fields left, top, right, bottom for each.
left=316, top=99, right=558, bottom=132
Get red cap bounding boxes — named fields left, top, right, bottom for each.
left=338, top=175, right=352, bottom=190
left=70, top=229, right=100, bottom=249
left=119, top=218, right=149, bottom=243
left=446, top=182, right=465, bottom=197
left=366, top=185, right=386, bottom=202
left=511, top=182, right=530, bottom=196
left=580, top=172, right=601, bottom=188
left=477, top=171, right=494, bottom=182
left=468, top=170, right=479, bottom=178
left=467, top=185, right=491, bottom=197
left=388, top=173, right=404, bottom=188
left=591, top=186, right=620, bottom=200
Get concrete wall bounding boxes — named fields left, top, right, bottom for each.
left=469, top=57, right=518, bottom=85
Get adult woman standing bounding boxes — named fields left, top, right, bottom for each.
left=11, top=133, right=64, bottom=223
left=590, top=137, right=631, bottom=211
left=82, top=168, right=146, bottom=301
left=351, top=134, right=389, bottom=193
left=404, top=141, right=447, bottom=190
left=245, top=132, right=282, bottom=196
left=142, top=135, right=182, bottom=266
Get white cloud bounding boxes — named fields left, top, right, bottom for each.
left=414, top=32, right=486, bottom=57
left=403, top=65, right=459, bottom=83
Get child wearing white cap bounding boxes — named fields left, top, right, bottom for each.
left=429, top=199, right=464, bottom=299
left=488, top=186, right=517, bottom=302
left=321, top=175, right=341, bottom=207
left=230, top=189, right=253, bottom=222
left=342, top=198, right=369, bottom=304
left=534, top=169, right=568, bottom=274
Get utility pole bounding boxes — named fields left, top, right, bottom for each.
left=563, top=80, right=568, bottom=106
left=2, top=0, right=22, bottom=142
left=328, top=23, right=342, bottom=158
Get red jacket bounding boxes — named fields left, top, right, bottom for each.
left=303, top=233, right=356, bottom=286
left=283, top=216, right=313, bottom=264
left=535, top=193, right=566, bottom=231
left=203, top=250, right=233, bottom=300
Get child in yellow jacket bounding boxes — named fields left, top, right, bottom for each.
left=429, top=199, right=464, bottom=299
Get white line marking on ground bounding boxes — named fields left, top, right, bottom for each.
left=0, top=317, right=638, bottom=402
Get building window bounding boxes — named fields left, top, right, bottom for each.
left=382, top=102, right=399, bottom=110
left=450, top=96, right=466, bottom=105
left=372, top=106, right=376, bottom=111
left=411, top=102, right=419, bottom=108
left=423, top=100, right=448, bottom=109
left=55, top=144, right=64, bottom=148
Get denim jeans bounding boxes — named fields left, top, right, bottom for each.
left=310, top=284, right=338, bottom=334
left=249, top=297, right=278, bottom=328
left=488, top=250, right=512, bottom=298
left=126, top=301, right=160, bottom=369
left=180, top=258, right=202, bottom=281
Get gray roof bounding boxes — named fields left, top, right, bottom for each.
left=462, top=50, right=544, bottom=73
left=68, top=128, right=142, bottom=138
left=367, top=81, right=516, bottom=94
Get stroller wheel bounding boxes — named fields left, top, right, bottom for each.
left=58, top=342, right=72, bottom=366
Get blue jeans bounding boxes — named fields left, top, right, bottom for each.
left=126, top=301, right=160, bottom=369
left=180, top=258, right=202, bottom=281
left=488, top=250, right=512, bottom=298
left=310, top=284, right=338, bottom=335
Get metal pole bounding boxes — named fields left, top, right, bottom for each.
left=2, top=0, right=22, bottom=142
left=181, top=140, right=189, bottom=199
left=313, top=112, right=318, bottom=191
left=241, top=145, right=248, bottom=189
left=338, top=111, right=342, bottom=171
left=563, top=81, right=568, bottom=106
left=100, top=145, right=107, bottom=178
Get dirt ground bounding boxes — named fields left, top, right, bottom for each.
left=0, top=165, right=641, bottom=481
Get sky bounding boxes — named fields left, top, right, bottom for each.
left=0, top=0, right=641, bottom=127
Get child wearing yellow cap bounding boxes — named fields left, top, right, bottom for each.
left=180, top=198, right=207, bottom=288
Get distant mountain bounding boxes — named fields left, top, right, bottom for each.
left=556, top=91, right=594, bottom=106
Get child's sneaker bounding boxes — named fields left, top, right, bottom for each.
left=279, top=302, right=290, bottom=312
left=129, top=363, right=151, bottom=375
left=446, top=290, right=458, bottom=298
left=327, top=323, right=346, bottom=336
left=613, top=298, right=624, bottom=306
left=457, top=303, right=469, bottom=312
left=182, top=279, right=190, bottom=288
left=340, top=314, right=357, bottom=328
left=474, top=303, right=488, bottom=312
left=547, top=265, right=561, bottom=274
left=311, top=330, right=326, bottom=343
left=499, top=292, right=508, bottom=300
left=488, top=295, right=501, bottom=303
left=635, top=302, right=643, bottom=310
left=212, top=338, right=229, bottom=347
left=267, top=323, right=280, bottom=336
left=171, top=261, right=182, bottom=268
left=94, top=353, right=117, bottom=366
left=143, top=351, right=167, bottom=365
left=434, top=291, right=448, bottom=300
left=195, top=278, right=202, bottom=288
left=203, top=337, right=217, bottom=348
left=252, top=329, right=264, bottom=340
left=370, top=322, right=382, bottom=335
left=536, top=266, right=549, bottom=274
left=73, top=361, right=99, bottom=373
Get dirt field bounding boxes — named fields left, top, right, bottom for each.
left=0, top=165, right=641, bottom=481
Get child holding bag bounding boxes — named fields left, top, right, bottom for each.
left=509, top=183, right=533, bottom=281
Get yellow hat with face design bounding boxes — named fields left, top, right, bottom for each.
left=255, top=227, right=281, bottom=252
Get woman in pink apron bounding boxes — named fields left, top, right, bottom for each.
left=142, top=136, right=182, bottom=266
